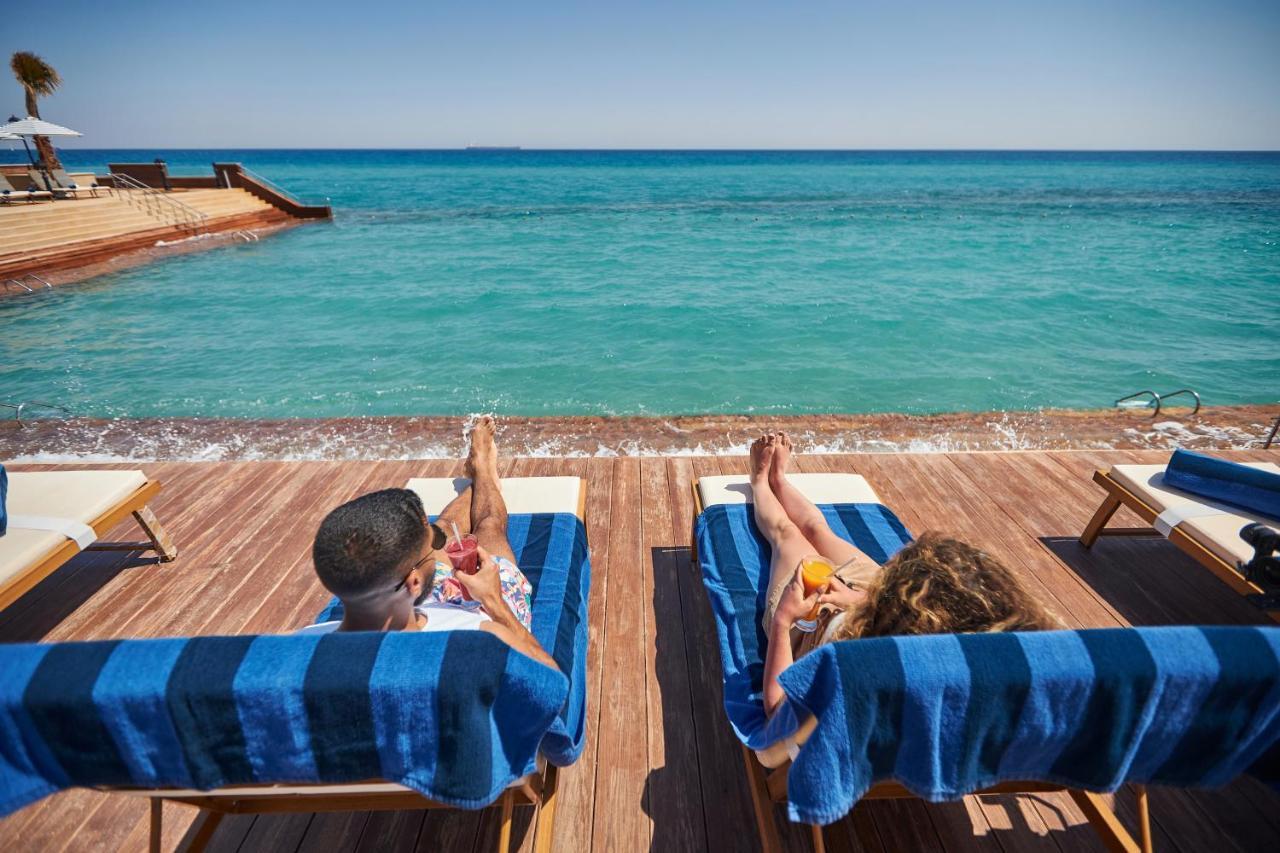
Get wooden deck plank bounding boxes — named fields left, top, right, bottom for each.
left=548, top=456, right=613, bottom=853
left=590, top=458, right=652, bottom=851
left=641, top=457, right=708, bottom=851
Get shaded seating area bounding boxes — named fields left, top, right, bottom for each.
left=692, top=472, right=1280, bottom=852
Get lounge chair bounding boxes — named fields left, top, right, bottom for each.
left=0, top=476, right=589, bottom=853
left=26, top=168, right=98, bottom=199
left=0, top=173, right=52, bottom=203
left=692, top=473, right=1280, bottom=852
left=1081, top=457, right=1280, bottom=618
left=0, top=469, right=177, bottom=612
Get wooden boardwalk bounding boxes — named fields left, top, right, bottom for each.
left=2, top=449, right=1278, bottom=852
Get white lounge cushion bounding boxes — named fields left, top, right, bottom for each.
left=697, top=473, right=881, bottom=509
left=1110, top=462, right=1280, bottom=566
left=405, top=476, right=584, bottom=518
left=0, top=470, right=148, bottom=586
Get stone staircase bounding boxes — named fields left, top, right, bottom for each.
left=0, top=188, right=290, bottom=279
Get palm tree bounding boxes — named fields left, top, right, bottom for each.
left=9, top=51, right=63, bottom=170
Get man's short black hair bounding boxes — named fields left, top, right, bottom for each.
left=312, top=488, right=428, bottom=599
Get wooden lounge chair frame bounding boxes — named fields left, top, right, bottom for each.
left=0, top=478, right=177, bottom=612
left=118, top=764, right=561, bottom=853
left=104, top=477, right=587, bottom=853
left=691, top=478, right=1153, bottom=853
left=1079, top=469, right=1279, bottom=620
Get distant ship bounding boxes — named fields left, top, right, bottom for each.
left=465, top=145, right=521, bottom=151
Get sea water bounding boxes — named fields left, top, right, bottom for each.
left=1, top=150, right=1277, bottom=419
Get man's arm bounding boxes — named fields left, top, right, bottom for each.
left=455, top=554, right=561, bottom=672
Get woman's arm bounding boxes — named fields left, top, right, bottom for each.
left=763, top=565, right=818, bottom=717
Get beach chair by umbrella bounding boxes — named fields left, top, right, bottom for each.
left=0, top=116, right=82, bottom=193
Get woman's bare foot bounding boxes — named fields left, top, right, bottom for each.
left=750, top=434, right=775, bottom=485
left=465, top=416, right=499, bottom=482
left=769, top=431, right=794, bottom=490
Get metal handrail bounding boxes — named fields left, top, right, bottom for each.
left=2, top=274, right=51, bottom=293
left=239, top=166, right=329, bottom=207
left=1159, top=389, right=1201, bottom=415
left=1115, top=388, right=1202, bottom=419
left=0, top=400, right=71, bottom=425
left=111, top=172, right=210, bottom=233
left=1265, top=415, right=1279, bottom=451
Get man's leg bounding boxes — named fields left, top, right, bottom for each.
left=467, top=416, right=517, bottom=564
left=768, top=432, right=872, bottom=571
left=750, top=436, right=820, bottom=632
left=435, top=487, right=472, bottom=537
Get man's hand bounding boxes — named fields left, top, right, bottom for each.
left=772, top=565, right=818, bottom=631
left=453, top=545, right=505, bottom=611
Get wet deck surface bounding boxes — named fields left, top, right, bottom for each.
left=2, top=449, right=1278, bottom=852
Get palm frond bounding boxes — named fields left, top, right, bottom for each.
left=10, top=51, right=61, bottom=97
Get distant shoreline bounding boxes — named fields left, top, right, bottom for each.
left=4, top=405, right=1274, bottom=462
left=51, top=147, right=1280, bottom=154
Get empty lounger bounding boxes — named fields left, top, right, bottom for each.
left=0, top=173, right=51, bottom=203
left=0, top=468, right=177, bottom=612
left=692, top=472, right=1280, bottom=852
left=1081, top=455, right=1280, bottom=617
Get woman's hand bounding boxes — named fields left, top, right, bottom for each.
left=454, top=546, right=504, bottom=610
left=818, top=575, right=866, bottom=611
left=772, top=565, right=818, bottom=631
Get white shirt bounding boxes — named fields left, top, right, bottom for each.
left=298, top=603, right=490, bottom=635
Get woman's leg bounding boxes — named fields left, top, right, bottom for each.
left=750, top=436, right=821, bottom=632
left=768, top=432, right=874, bottom=572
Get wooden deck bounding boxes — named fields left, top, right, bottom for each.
left=2, top=449, right=1278, bottom=852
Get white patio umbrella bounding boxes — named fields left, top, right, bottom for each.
left=0, top=116, right=82, bottom=170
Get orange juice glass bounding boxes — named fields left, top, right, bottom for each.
left=796, top=555, right=835, bottom=632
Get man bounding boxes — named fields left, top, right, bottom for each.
left=301, top=416, right=556, bottom=671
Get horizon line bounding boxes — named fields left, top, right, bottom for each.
left=39, top=146, right=1280, bottom=154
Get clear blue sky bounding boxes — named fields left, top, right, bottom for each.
left=5, top=0, right=1279, bottom=149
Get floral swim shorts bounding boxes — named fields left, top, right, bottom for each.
left=425, top=556, right=533, bottom=629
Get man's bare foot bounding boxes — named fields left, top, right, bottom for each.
left=769, top=431, right=794, bottom=489
left=465, top=416, right=499, bottom=481
left=750, top=434, right=775, bottom=484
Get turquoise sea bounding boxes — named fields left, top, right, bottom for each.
left=2, top=150, right=1277, bottom=419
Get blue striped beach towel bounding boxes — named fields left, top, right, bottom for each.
left=695, top=502, right=1280, bottom=826
left=780, top=627, right=1280, bottom=824
left=0, top=513, right=590, bottom=816
left=694, top=502, right=913, bottom=751
left=317, top=512, right=591, bottom=766
left=0, top=631, right=565, bottom=815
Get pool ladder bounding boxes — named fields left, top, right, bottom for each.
left=1115, top=388, right=1201, bottom=418
left=2, top=273, right=52, bottom=293
left=0, top=400, right=71, bottom=426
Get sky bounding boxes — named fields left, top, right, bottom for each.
left=3, top=0, right=1279, bottom=149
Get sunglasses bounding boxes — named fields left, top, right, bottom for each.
left=391, top=522, right=449, bottom=593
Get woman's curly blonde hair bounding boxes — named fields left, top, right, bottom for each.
left=830, top=532, right=1059, bottom=641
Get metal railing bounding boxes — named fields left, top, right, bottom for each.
left=1265, top=416, right=1279, bottom=451
left=1115, top=388, right=1201, bottom=418
left=238, top=166, right=330, bottom=207
left=2, top=273, right=52, bottom=293
left=0, top=400, right=71, bottom=425
left=111, top=172, right=210, bottom=234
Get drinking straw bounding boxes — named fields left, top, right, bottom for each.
left=450, top=521, right=462, bottom=547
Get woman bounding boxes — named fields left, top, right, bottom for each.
left=750, top=433, right=1057, bottom=715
